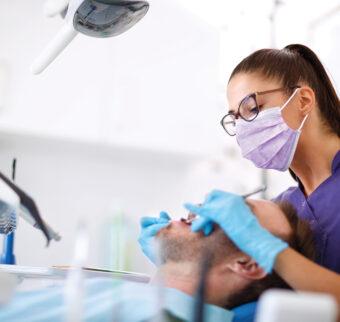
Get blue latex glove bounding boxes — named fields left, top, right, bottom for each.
left=200, top=220, right=214, bottom=236
left=138, top=211, right=171, bottom=264
left=184, top=190, right=288, bottom=273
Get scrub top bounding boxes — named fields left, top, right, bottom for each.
left=275, top=150, right=340, bottom=273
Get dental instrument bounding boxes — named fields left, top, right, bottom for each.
left=0, top=159, right=60, bottom=266
left=241, top=186, right=267, bottom=199
left=19, top=210, right=61, bottom=242
left=31, top=0, right=150, bottom=74
left=181, top=186, right=267, bottom=225
left=0, top=170, right=54, bottom=245
left=0, top=160, right=18, bottom=236
left=0, top=200, right=17, bottom=235
left=0, top=160, right=18, bottom=265
left=0, top=264, right=150, bottom=282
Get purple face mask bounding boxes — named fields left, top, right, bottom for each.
left=235, top=89, right=308, bottom=171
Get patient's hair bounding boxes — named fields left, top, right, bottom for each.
left=224, top=201, right=316, bottom=309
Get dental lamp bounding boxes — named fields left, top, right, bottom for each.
left=31, top=0, right=150, bottom=74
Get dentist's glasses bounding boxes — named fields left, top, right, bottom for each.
left=220, top=86, right=300, bottom=136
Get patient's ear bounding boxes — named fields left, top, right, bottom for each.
left=226, top=256, right=267, bottom=280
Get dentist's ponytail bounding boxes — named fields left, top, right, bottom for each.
left=284, top=44, right=340, bottom=136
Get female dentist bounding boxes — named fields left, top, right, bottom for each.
left=221, top=43, right=340, bottom=273
left=138, top=44, right=340, bottom=303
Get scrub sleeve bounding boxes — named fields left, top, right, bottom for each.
left=275, top=150, right=340, bottom=273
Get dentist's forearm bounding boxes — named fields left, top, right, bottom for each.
left=275, top=248, right=340, bottom=307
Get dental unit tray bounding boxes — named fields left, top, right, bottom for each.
left=0, top=264, right=150, bottom=283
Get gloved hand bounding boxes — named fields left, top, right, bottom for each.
left=184, top=190, right=288, bottom=273
left=199, top=220, right=214, bottom=236
left=138, top=211, right=171, bottom=265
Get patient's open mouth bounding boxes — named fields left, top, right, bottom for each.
left=180, top=213, right=197, bottom=225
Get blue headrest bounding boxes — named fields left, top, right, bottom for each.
left=232, top=301, right=257, bottom=322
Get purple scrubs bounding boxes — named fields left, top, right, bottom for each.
left=275, top=150, right=340, bottom=273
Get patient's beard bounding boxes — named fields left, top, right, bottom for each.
left=157, top=230, right=237, bottom=308
left=157, top=231, right=204, bottom=264
left=157, top=224, right=241, bottom=267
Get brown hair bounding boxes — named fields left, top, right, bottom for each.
left=225, top=201, right=316, bottom=309
left=229, top=44, right=340, bottom=136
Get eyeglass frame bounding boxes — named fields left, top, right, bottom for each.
left=220, top=85, right=301, bottom=136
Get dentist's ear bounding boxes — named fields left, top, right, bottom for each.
left=298, top=86, right=315, bottom=116
left=226, top=256, right=267, bottom=280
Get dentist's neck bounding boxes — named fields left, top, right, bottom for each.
left=291, top=121, right=340, bottom=196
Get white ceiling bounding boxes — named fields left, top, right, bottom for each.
left=175, top=0, right=340, bottom=85
left=177, top=0, right=340, bottom=29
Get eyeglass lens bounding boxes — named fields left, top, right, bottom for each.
left=239, top=95, right=258, bottom=121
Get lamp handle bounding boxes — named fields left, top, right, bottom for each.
left=31, top=23, right=78, bottom=75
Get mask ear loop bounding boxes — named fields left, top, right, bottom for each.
left=279, top=87, right=309, bottom=131
left=298, top=113, right=309, bottom=131
left=280, top=88, right=300, bottom=112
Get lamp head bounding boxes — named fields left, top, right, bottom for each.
left=70, top=0, right=150, bottom=38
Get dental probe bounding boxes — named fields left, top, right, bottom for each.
left=241, top=186, right=267, bottom=199
left=181, top=186, right=267, bottom=224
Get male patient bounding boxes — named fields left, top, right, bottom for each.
left=0, top=199, right=315, bottom=322
left=155, top=199, right=315, bottom=314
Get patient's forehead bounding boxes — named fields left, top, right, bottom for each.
left=246, top=199, right=292, bottom=240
